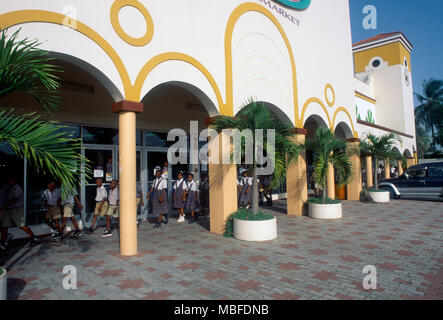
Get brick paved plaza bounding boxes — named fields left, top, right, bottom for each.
left=1, top=199, right=442, bottom=300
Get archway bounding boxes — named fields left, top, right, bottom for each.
left=0, top=54, right=119, bottom=226
left=139, top=81, right=216, bottom=230
left=303, top=115, right=329, bottom=197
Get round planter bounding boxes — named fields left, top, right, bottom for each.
left=368, top=191, right=390, bottom=203
left=233, top=217, right=277, bottom=242
left=0, top=267, right=6, bottom=300
left=308, top=202, right=342, bottom=220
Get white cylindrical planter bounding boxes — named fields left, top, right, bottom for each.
left=0, top=267, right=6, bottom=300
left=308, top=202, right=342, bottom=220
left=233, top=217, right=277, bottom=242
left=368, top=191, right=390, bottom=203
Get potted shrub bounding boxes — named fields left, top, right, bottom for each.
left=212, top=100, right=300, bottom=241
left=303, top=127, right=352, bottom=219
left=0, top=266, right=6, bottom=300
left=360, top=133, right=400, bottom=203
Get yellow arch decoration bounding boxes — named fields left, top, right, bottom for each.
left=332, top=107, right=358, bottom=138
left=131, top=52, right=224, bottom=110
left=300, top=98, right=333, bottom=129
left=0, top=10, right=132, bottom=99
left=0, top=10, right=133, bottom=100
left=110, top=0, right=154, bottom=47
left=225, top=2, right=299, bottom=118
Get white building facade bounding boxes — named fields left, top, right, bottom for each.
left=0, top=0, right=417, bottom=255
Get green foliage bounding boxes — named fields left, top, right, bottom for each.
left=308, top=197, right=340, bottom=204
left=367, top=187, right=389, bottom=193
left=211, top=99, right=301, bottom=214
left=0, top=28, right=61, bottom=113
left=360, top=132, right=400, bottom=190
left=415, top=126, right=431, bottom=158
left=302, top=126, right=353, bottom=204
left=414, top=78, right=443, bottom=151
left=365, top=109, right=375, bottom=124
left=356, top=105, right=361, bottom=120
left=0, top=109, right=91, bottom=196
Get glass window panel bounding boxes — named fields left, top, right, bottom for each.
left=82, top=126, right=118, bottom=145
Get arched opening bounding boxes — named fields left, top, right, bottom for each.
left=0, top=54, right=120, bottom=226
left=403, top=149, right=413, bottom=158
left=333, top=122, right=354, bottom=199
left=303, top=115, right=329, bottom=197
left=334, top=122, right=354, bottom=140
left=139, top=82, right=216, bottom=229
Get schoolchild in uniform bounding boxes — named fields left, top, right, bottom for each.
left=238, top=170, right=251, bottom=209
left=42, top=180, right=63, bottom=239
left=147, top=169, right=168, bottom=228
left=173, top=171, right=187, bottom=224
left=199, top=172, right=209, bottom=216
left=86, top=178, right=109, bottom=234
left=102, top=179, right=119, bottom=237
left=136, top=181, right=144, bottom=225
left=185, top=172, right=199, bottom=224
left=60, top=186, right=83, bottom=239
left=1, top=177, right=40, bottom=251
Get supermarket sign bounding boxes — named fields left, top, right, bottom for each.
left=273, top=0, right=311, bottom=10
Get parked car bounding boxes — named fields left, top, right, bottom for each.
left=378, top=162, right=443, bottom=200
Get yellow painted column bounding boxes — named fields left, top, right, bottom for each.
left=286, top=130, right=308, bottom=216
left=384, top=159, right=391, bottom=179
left=397, top=160, right=403, bottom=176
left=406, top=157, right=415, bottom=169
left=414, top=152, right=418, bottom=165
left=327, top=162, right=335, bottom=199
left=209, top=131, right=238, bottom=234
left=365, top=156, right=373, bottom=188
left=112, top=101, right=143, bottom=256
left=346, top=139, right=362, bottom=201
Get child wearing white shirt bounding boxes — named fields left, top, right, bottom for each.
left=173, top=171, right=187, bottom=224
left=86, top=178, right=109, bottom=234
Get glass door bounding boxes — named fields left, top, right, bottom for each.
left=82, top=147, right=116, bottom=222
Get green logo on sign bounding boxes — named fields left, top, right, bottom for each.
left=274, top=0, right=311, bottom=10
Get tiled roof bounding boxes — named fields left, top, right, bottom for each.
left=353, top=32, right=411, bottom=48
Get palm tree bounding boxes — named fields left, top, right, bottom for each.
left=415, top=126, right=431, bottom=158
left=360, top=133, right=400, bottom=190
left=211, top=100, right=300, bottom=214
left=415, top=79, right=443, bottom=151
left=0, top=28, right=89, bottom=195
left=302, top=126, right=352, bottom=204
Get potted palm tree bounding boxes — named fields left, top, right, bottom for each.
left=211, top=100, right=300, bottom=241
left=303, top=127, right=352, bottom=219
left=360, top=132, right=400, bottom=203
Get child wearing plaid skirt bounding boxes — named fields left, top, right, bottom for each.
left=147, top=169, right=168, bottom=229
left=173, top=171, right=187, bottom=224
left=185, top=173, right=199, bottom=224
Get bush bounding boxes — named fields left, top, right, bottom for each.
left=308, top=197, right=341, bottom=205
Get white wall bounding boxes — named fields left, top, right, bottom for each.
left=0, top=0, right=357, bottom=131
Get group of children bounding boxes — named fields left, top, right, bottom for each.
left=148, top=168, right=200, bottom=228
left=237, top=169, right=274, bottom=209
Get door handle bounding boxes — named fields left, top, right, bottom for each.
left=419, top=180, right=426, bottom=184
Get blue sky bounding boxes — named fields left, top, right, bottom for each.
left=349, top=0, right=443, bottom=106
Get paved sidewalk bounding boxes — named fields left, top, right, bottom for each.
left=1, top=200, right=442, bottom=300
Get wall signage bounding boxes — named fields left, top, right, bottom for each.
left=258, top=0, right=303, bottom=25
left=273, top=0, right=311, bottom=11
